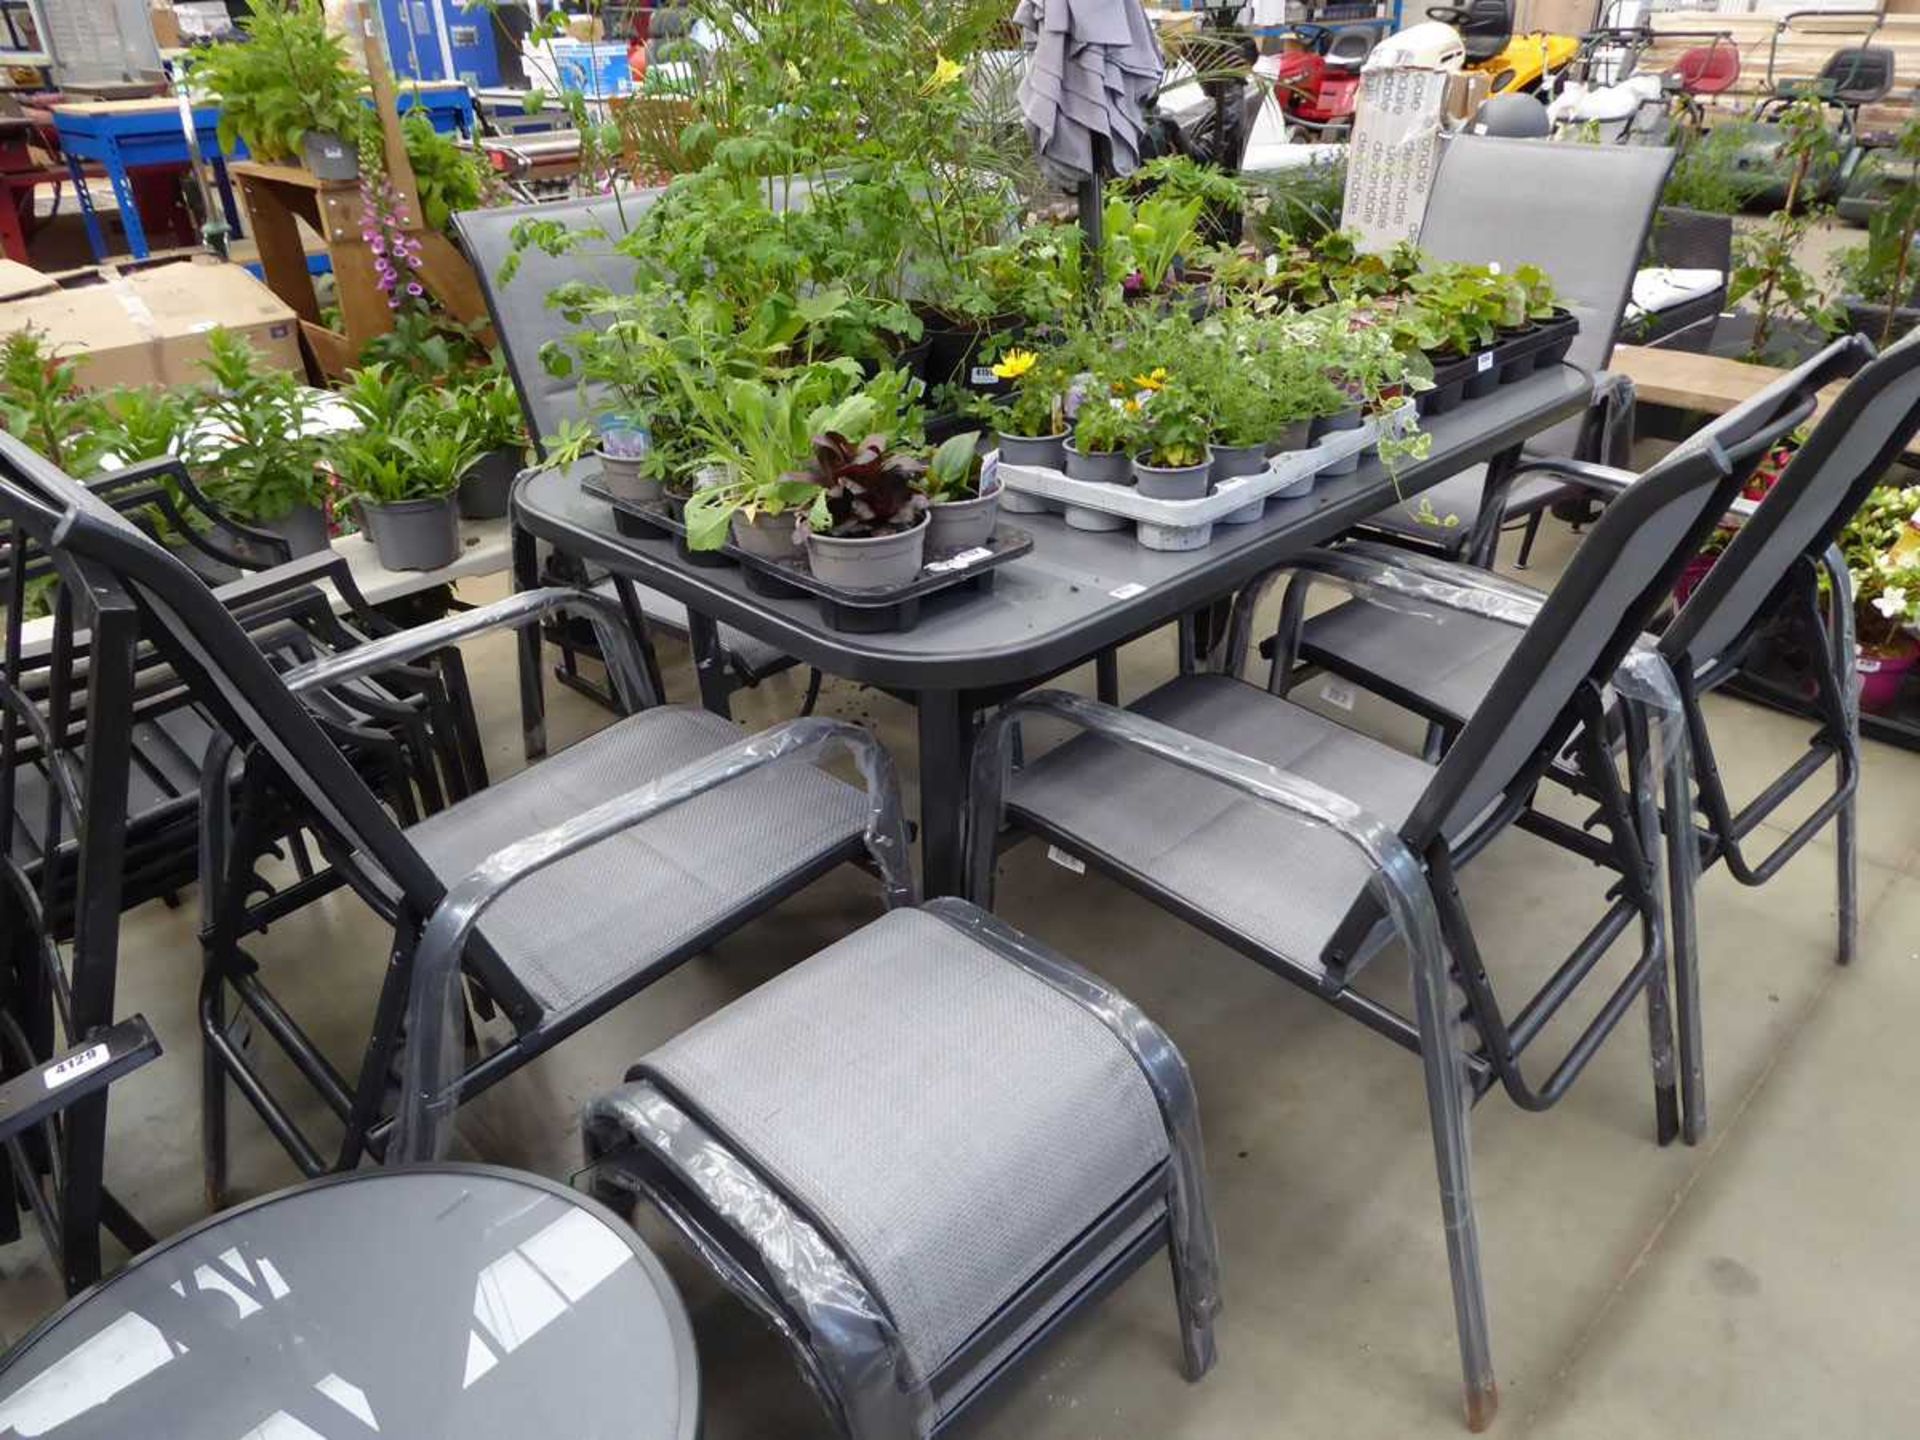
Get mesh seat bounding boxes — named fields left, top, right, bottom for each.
left=1008, top=675, right=1435, bottom=975
left=1301, top=593, right=1529, bottom=723
left=406, top=707, right=867, bottom=1017
left=635, top=905, right=1173, bottom=1386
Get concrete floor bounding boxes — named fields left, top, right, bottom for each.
left=3, top=501, right=1917, bottom=1438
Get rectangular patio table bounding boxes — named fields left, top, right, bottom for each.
left=509, top=364, right=1592, bottom=894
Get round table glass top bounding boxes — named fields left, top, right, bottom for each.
left=0, top=1167, right=697, bottom=1440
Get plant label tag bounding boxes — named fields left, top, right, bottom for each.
left=970, top=366, right=999, bottom=387
left=1319, top=679, right=1357, bottom=712
left=927, top=547, right=992, bottom=573
left=1476, top=351, right=1494, bottom=374
left=1047, top=845, right=1087, bottom=874
left=45, top=1043, right=109, bottom=1090
left=1109, top=582, right=1147, bottom=599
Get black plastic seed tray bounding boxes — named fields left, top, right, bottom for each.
left=1417, top=310, right=1580, bottom=416
left=583, top=477, right=1034, bottom=633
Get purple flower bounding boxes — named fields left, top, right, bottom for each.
left=406, top=282, right=424, bottom=298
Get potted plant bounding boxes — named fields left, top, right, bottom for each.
left=1840, top=484, right=1920, bottom=713
left=331, top=366, right=478, bottom=571
left=192, top=330, right=333, bottom=557
left=990, top=348, right=1068, bottom=469
left=1132, top=379, right=1213, bottom=500
left=193, top=0, right=366, bottom=181
left=798, top=431, right=931, bottom=588
left=0, top=328, right=109, bottom=475
left=1831, top=114, right=1920, bottom=347
left=1065, top=395, right=1142, bottom=485
left=921, top=430, right=998, bottom=552
left=452, top=369, right=529, bottom=519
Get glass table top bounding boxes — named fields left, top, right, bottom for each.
left=0, top=1166, right=697, bottom=1440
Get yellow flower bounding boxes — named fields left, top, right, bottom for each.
left=1131, top=367, right=1169, bottom=392
left=785, top=60, right=802, bottom=82
left=921, top=54, right=964, bottom=93
left=992, top=348, right=1039, bottom=381
left=1123, top=398, right=1142, bottom=415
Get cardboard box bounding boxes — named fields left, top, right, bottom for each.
left=1342, top=65, right=1451, bottom=253
left=150, top=1, right=183, bottom=50
left=1445, top=70, right=1491, bottom=124
left=1515, top=0, right=1597, bottom=38
left=0, top=259, right=302, bottom=390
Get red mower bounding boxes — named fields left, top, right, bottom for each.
left=1258, top=23, right=1385, bottom=142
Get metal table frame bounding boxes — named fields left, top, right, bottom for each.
left=511, top=366, right=1593, bottom=895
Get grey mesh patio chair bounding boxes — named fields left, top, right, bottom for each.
left=580, top=899, right=1219, bottom=1440
left=967, top=429, right=1759, bottom=1430
left=454, top=194, right=802, bottom=714
left=1364, top=137, right=1675, bottom=567
left=1270, top=329, right=1920, bottom=1143
left=0, top=435, right=907, bottom=1202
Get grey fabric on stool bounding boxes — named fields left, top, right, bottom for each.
left=585, top=899, right=1220, bottom=1440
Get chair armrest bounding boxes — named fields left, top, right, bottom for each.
left=969, top=690, right=1446, bottom=976
left=390, top=716, right=915, bottom=1164
left=98, top=455, right=294, bottom=567
left=0, top=1017, right=160, bottom=1146
left=1506, top=456, right=1642, bottom=496
left=282, top=585, right=654, bottom=709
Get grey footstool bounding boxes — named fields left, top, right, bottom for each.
left=584, top=898, right=1220, bottom=1440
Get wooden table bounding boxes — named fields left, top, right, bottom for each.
left=1613, top=342, right=1920, bottom=464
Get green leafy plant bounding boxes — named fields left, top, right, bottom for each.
left=990, top=347, right=1066, bottom=438
left=1830, top=112, right=1920, bottom=343
left=1659, top=122, right=1768, bottom=216
left=1839, top=484, right=1920, bottom=650
left=1120, top=154, right=1253, bottom=217
left=1246, top=155, right=1347, bottom=246
left=192, top=0, right=364, bottom=162
left=1105, top=192, right=1205, bottom=294
left=0, top=328, right=107, bottom=473
left=190, top=329, right=330, bottom=522
left=1136, top=378, right=1211, bottom=469
left=1072, top=396, right=1144, bottom=456
left=329, top=364, right=482, bottom=506
left=100, top=385, right=190, bottom=464
left=400, top=110, right=492, bottom=231
left=921, top=430, right=985, bottom=503
left=1732, top=100, right=1844, bottom=363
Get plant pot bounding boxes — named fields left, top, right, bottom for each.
left=1266, top=419, right=1314, bottom=455
left=599, top=448, right=660, bottom=503
left=1063, top=505, right=1128, bottom=532
left=301, top=129, right=359, bottom=182
left=1064, top=443, right=1134, bottom=486
left=730, top=508, right=801, bottom=561
left=1858, top=641, right=1919, bottom=714
left=255, top=503, right=330, bottom=559
left=1311, top=406, right=1364, bottom=477
left=457, top=447, right=520, bottom=520
left=1133, top=452, right=1213, bottom=500
left=927, top=482, right=1001, bottom=553
left=1464, top=353, right=1501, bottom=400
left=1211, top=442, right=1270, bottom=525
left=1844, top=297, right=1920, bottom=347
left=804, top=515, right=929, bottom=590
left=361, top=495, right=460, bottom=571
left=997, top=431, right=1067, bottom=471
left=919, top=312, right=1021, bottom=389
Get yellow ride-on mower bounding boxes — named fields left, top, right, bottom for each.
left=1425, top=0, right=1580, bottom=96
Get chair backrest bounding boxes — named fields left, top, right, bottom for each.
left=1450, top=0, right=1512, bottom=63
left=1675, top=41, right=1739, bottom=95
left=0, top=434, right=444, bottom=917
left=1667, top=327, right=1920, bottom=667
left=1822, top=45, right=1895, bottom=104
left=1418, top=137, right=1674, bottom=379
left=454, top=193, right=662, bottom=453
left=1405, top=425, right=1760, bottom=846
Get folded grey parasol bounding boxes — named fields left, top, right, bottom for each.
left=1014, top=0, right=1165, bottom=184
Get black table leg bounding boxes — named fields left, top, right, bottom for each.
left=512, top=523, right=547, bottom=760
left=686, top=613, right=735, bottom=718
left=1467, top=445, right=1524, bottom=569
left=918, top=690, right=977, bottom=898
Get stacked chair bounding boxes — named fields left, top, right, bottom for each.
left=0, top=437, right=1221, bottom=1440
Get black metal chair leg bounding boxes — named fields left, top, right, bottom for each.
left=1514, top=510, right=1545, bottom=570
left=799, top=668, right=824, bottom=717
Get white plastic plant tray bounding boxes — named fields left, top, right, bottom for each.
left=993, top=403, right=1413, bottom=552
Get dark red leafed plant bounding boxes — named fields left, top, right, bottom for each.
left=799, top=431, right=930, bottom=538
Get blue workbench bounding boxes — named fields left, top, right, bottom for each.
left=52, top=84, right=476, bottom=262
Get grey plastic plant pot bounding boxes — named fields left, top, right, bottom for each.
left=1312, top=406, right=1364, bottom=477
left=803, top=515, right=929, bottom=590
left=258, top=503, right=330, bottom=558
left=730, top=508, right=800, bottom=560
left=1133, top=453, right=1213, bottom=500
left=1210, top=443, right=1269, bottom=525
left=1266, top=419, right=1314, bottom=456
left=1064, top=443, right=1134, bottom=485
left=599, top=449, right=661, bottom=503
left=457, top=448, right=519, bottom=520
left=927, top=483, right=1001, bottom=553
left=361, top=496, right=460, bottom=571
left=997, top=432, right=1068, bottom=469
left=301, top=130, right=359, bottom=182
